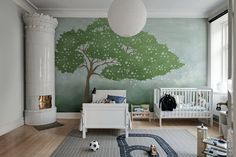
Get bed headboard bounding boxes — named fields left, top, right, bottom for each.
left=92, top=90, right=126, bottom=103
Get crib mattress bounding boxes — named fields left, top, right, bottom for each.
left=160, top=112, right=211, bottom=118
left=174, top=105, right=208, bottom=111
left=155, top=105, right=211, bottom=118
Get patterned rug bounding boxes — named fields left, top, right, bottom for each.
left=51, top=129, right=197, bottom=157
left=117, top=133, right=177, bottom=157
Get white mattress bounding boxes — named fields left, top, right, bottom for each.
left=174, top=104, right=208, bottom=111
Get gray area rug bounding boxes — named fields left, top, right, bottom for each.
left=51, top=129, right=197, bottom=157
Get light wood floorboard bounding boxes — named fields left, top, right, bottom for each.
left=0, top=119, right=219, bottom=157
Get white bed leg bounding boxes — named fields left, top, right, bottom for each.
left=159, top=117, right=162, bottom=127
left=153, top=106, right=156, bottom=120
left=82, top=113, right=86, bottom=138
left=210, top=116, right=213, bottom=127
left=82, top=127, right=86, bottom=138
left=125, top=127, right=128, bottom=138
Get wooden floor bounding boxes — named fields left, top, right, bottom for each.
left=0, top=119, right=219, bottom=157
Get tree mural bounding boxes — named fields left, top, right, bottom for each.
left=56, top=18, right=184, bottom=102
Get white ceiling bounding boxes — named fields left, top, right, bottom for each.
left=26, top=0, right=226, bottom=18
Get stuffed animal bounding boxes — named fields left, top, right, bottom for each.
left=149, top=144, right=158, bottom=156
left=197, top=93, right=206, bottom=107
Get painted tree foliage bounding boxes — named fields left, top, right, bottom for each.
left=56, top=18, right=184, bottom=102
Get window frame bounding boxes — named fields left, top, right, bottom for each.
left=208, top=13, right=228, bottom=94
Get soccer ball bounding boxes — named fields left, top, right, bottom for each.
left=89, top=140, right=100, bottom=151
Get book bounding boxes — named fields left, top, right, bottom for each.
left=133, top=107, right=144, bottom=112
left=203, top=147, right=227, bottom=157
left=203, top=137, right=227, bottom=151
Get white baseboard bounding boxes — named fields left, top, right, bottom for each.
left=56, top=112, right=81, bottom=119
left=0, top=117, right=24, bottom=136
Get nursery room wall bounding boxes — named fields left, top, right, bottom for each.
left=55, top=18, right=208, bottom=112
left=0, top=0, right=24, bottom=135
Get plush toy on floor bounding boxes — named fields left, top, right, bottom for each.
left=149, top=144, right=158, bottom=156
left=89, top=140, right=100, bottom=151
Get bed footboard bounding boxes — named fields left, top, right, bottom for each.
left=82, top=103, right=129, bottom=138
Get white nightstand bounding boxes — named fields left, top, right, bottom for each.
left=131, top=104, right=151, bottom=122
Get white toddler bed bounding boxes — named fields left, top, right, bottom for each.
left=154, top=88, right=213, bottom=127
left=81, top=90, right=130, bottom=138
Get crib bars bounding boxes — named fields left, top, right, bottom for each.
left=154, top=88, right=213, bottom=127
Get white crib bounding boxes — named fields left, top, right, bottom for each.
left=154, top=88, right=213, bottom=127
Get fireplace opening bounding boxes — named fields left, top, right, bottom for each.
left=39, top=95, right=52, bottom=109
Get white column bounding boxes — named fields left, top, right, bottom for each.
left=23, top=13, right=58, bottom=125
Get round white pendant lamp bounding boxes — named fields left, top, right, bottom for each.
left=108, top=0, right=147, bottom=37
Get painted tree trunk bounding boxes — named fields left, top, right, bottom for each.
left=84, top=75, right=91, bottom=103
left=84, top=66, right=95, bottom=103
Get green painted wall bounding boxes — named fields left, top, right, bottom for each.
left=55, top=18, right=208, bottom=112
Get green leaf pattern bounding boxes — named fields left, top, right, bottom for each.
left=56, top=18, right=184, bottom=81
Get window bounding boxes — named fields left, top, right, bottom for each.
left=222, top=22, right=228, bottom=82
left=209, top=13, right=228, bottom=93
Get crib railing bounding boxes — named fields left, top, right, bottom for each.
left=154, top=88, right=213, bottom=111
left=154, top=88, right=213, bottom=127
